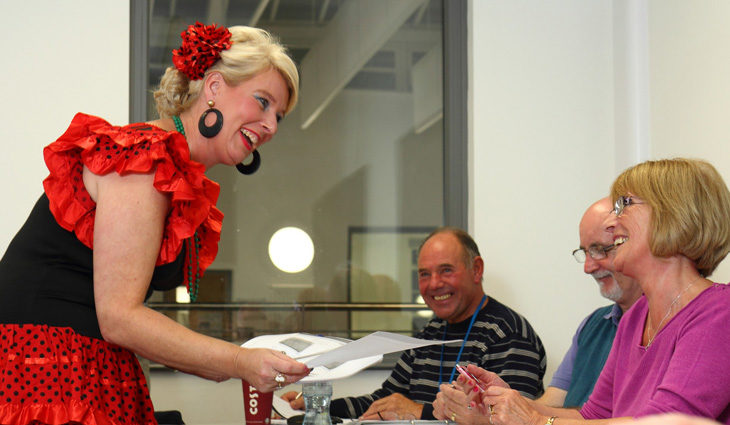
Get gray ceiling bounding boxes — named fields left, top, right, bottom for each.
left=148, top=0, right=442, bottom=93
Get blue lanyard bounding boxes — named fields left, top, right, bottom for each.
left=438, top=294, right=487, bottom=386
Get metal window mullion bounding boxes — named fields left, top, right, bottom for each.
left=130, top=0, right=149, bottom=123
left=443, top=0, right=468, bottom=229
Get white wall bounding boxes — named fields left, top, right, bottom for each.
left=470, top=0, right=617, bottom=381
left=647, top=0, right=730, bottom=280
left=0, top=1, right=130, bottom=253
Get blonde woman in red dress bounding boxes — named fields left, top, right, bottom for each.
left=0, top=23, right=309, bottom=425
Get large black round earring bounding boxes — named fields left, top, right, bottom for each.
left=236, top=150, right=261, bottom=175
left=198, top=100, right=223, bottom=138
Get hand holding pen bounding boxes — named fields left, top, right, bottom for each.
left=458, top=364, right=510, bottom=392
left=433, top=365, right=489, bottom=424
left=454, top=364, right=511, bottom=413
left=280, top=390, right=305, bottom=410
left=455, top=364, right=486, bottom=394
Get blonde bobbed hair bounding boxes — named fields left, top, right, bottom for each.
left=154, top=25, right=299, bottom=119
left=610, top=158, right=730, bottom=277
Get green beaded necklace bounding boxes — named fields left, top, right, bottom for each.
left=172, top=115, right=200, bottom=302
left=172, top=115, right=185, bottom=135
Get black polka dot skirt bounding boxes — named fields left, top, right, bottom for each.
left=0, top=324, right=156, bottom=425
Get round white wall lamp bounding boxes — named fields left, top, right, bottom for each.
left=268, top=227, right=315, bottom=273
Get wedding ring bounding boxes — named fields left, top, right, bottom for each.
left=275, top=372, right=286, bottom=384
left=450, top=412, right=457, bottom=422
left=489, top=405, right=495, bottom=415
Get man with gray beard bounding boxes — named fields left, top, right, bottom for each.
left=536, top=197, right=642, bottom=408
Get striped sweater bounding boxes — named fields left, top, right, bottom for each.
left=330, top=296, right=546, bottom=419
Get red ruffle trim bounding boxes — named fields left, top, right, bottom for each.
left=0, top=398, right=117, bottom=425
left=0, top=324, right=156, bottom=425
left=42, top=112, right=223, bottom=273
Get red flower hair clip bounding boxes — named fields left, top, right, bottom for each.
left=173, top=22, right=232, bottom=80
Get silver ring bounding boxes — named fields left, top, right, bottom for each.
left=275, top=372, right=286, bottom=383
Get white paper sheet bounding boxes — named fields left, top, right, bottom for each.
left=304, top=331, right=461, bottom=367
left=241, top=333, right=382, bottom=382
left=242, top=331, right=461, bottom=382
left=272, top=394, right=303, bottom=418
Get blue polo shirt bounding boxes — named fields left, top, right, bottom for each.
left=550, top=304, right=622, bottom=407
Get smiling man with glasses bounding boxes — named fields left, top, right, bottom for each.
left=572, top=243, right=615, bottom=263
left=536, top=197, right=642, bottom=409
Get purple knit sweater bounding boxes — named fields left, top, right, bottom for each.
left=580, top=283, right=730, bottom=423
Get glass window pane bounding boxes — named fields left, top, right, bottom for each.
left=144, top=0, right=445, bottom=344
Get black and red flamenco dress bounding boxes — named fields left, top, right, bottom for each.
left=0, top=113, right=222, bottom=425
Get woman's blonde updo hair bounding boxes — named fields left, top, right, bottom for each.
left=610, top=158, right=730, bottom=277
left=154, top=25, right=299, bottom=119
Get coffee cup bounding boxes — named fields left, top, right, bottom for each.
left=243, top=380, right=273, bottom=425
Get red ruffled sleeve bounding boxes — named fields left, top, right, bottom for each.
left=42, top=112, right=223, bottom=274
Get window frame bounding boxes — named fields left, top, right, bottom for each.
left=129, top=0, right=468, bottom=343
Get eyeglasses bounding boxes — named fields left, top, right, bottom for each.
left=613, top=196, right=643, bottom=216
left=572, top=243, right=616, bottom=263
